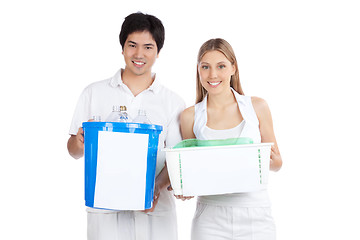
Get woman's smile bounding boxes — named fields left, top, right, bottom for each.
left=208, top=81, right=222, bottom=87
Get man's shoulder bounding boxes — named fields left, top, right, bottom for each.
left=85, top=77, right=112, bottom=90
left=83, top=69, right=120, bottom=90
left=79, top=76, right=115, bottom=97
left=157, top=84, right=184, bottom=105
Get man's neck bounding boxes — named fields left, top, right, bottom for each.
left=121, top=68, right=154, bottom=97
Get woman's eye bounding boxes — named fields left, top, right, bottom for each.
left=218, top=65, right=225, bottom=69
left=201, top=65, right=209, bottom=70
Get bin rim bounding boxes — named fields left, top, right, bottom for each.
left=82, top=121, right=163, bottom=131
left=162, top=142, right=274, bottom=152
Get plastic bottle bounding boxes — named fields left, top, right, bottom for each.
left=105, top=106, right=122, bottom=122
left=132, top=109, right=151, bottom=124
left=92, top=115, right=102, bottom=122
left=119, top=106, right=129, bottom=122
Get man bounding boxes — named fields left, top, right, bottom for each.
left=67, top=12, right=185, bottom=240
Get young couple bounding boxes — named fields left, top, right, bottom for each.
left=68, top=12, right=282, bottom=240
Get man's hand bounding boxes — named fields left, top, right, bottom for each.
left=67, top=119, right=94, bottom=159
left=67, top=127, right=85, bottom=159
left=142, top=184, right=161, bottom=213
left=142, top=163, right=172, bottom=213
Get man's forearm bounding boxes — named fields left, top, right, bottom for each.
left=155, top=163, right=171, bottom=190
left=67, top=135, right=84, bottom=159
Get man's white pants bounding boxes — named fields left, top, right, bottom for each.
left=87, top=210, right=177, bottom=240
left=191, top=202, right=276, bottom=240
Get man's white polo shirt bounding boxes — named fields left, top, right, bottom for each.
left=69, top=69, right=185, bottom=212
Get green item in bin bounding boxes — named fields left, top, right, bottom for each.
left=173, top=137, right=253, bottom=149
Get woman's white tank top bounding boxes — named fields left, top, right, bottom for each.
left=193, top=88, right=271, bottom=207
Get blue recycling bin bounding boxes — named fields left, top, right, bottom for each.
left=82, top=122, right=163, bottom=210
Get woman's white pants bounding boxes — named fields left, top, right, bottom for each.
left=191, top=202, right=276, bottom=240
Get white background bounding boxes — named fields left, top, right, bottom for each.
left=1, top=0, right=359, bottom=239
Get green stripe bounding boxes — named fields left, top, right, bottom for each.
left=179, top=153, right=183, bottom=190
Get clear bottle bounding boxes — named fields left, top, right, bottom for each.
left=92, top=115, right=102, bottom=122
left=106, top=106, right=122, bottom=122
left=133, top=109, right=151, bottom=124
left=119, top=106, right=129, bottom=122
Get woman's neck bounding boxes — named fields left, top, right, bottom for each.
left=207, top=89, right=235, bottom=109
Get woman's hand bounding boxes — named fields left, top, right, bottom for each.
left=175, top=195, right=194, bottom=201
left=252, top=97, right=282, bottom=171
left=168, top=185, right=194, bottom=201
left=270, top=145, right=282, bottom=171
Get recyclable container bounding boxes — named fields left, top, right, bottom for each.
left=83, top=122, right=163, bottom=210
left=164, top=138, right=273, bottom=196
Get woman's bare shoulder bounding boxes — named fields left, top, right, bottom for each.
left=180, top=106, right=196, bottom=139
left=250, top=96, right=272, bottom=120
left=181, top=106, right=195, bottom=120
left=251, top=96, right=269, bottom=111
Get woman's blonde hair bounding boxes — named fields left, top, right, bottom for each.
left=196, top=38, right=244, bottom=104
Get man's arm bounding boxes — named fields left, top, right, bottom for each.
left=143, top=163, right=171, bottom=213
left=67, top=127, right=84, bottom=159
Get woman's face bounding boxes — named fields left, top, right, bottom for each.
left=198, top=50, right=235, bottom=95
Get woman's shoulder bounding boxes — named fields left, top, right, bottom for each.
left=181, top=106, right=195, bottom=120
left=250, top=96, right=271, bottom=119
left=180, top=106, right=196, bottom=139
left=250, top=96, right=268, bottom=109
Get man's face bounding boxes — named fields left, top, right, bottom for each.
left=122, top=31, right=159, bottom=77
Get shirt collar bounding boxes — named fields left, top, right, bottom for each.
left=110, top=69, right=161, bottom=94
left=147, top=74, right=161, bottom=94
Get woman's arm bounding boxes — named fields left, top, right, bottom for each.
left=252, top=97, right=283, bottom=171
left=174, top=106, right=196, bottom=200
left=180, top=106, right=196, bottom=140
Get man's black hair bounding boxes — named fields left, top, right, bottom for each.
left=119, top=12, right=165, bottom=53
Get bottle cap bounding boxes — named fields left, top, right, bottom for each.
left=138, top=109, right=146, bottom=115
left=113, top=105, right=121, bottom=111
left=92, top=115, right=101, bottom=121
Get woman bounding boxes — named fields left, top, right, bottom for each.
left=180, top=38, right=282, bottom=240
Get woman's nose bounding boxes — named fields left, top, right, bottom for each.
left=209, top=68, right=217, bottom=78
